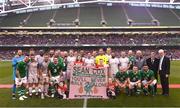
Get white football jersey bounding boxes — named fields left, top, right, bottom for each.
left=119, top=57, right=129, bottom=68
left=84, top=58, right=94, bottom=67
left=67, top=56, right=76, bottom=64
left=35, top=55, right=44, bottom=65
left=109, top=58, right=119, bottom=75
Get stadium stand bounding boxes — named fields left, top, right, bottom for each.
left=53, top=8, right=78, bottom=26
left=0, top=33, right=179, bottom=45
left=124, top=6, right=152, bottom=23
left=149, top=0, right=170, bottom=2
left=79, top=6, right=101, bottom=26
left=0, top=5, right=180, bottom=27
left=149, top=8, right=180, bottom=26
left=103, top=6, right=127, bottom=26
left=26, top=10, right=54, bottom=27
left=0, top=13, right=29, bottom=27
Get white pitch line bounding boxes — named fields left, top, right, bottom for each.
left=83, top=97, right=88, bottom=108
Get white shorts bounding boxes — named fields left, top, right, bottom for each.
left=40, top=74, right=49, bottom=83
left=130, top=82, right=137, bottom=87
left=142, top=79, right=157, bottom=86
left=50, top=75, right=60, bottom=84
left=28, top=75, right=39, bottom=83
left=15, top=77, right=27, bottom=86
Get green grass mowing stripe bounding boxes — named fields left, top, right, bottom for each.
left=0, top=89, right=84, bottom=107
left=87, top=89, right=180, bottom=107
left=0, top=89, right=180, bottom=107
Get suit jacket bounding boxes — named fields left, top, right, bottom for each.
left=159, top=56, right=170, bottom=75
left=146, top=57, right=159, bottom=75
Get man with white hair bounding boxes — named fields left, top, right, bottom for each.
left=134, top=50, right=146, bottom=70
left=158, top=49, right=170, bottom=96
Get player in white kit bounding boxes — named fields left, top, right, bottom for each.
left=109, top=52, right=120, bottom=78
left=39, top=53, right=50, bottom=99
left=84, top=52, right=95, bottom=67
left=28, top=55, right=39, bottom=97
left=66, top=50, right=76, bottom=80
left=119, top=51, right=130, bottom=70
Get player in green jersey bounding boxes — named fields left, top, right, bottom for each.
left=16, top=55, right=29, bottom=101
left=48, top=57, right=64, bottom=97
left=115, top=67, right=129, bottom=95
left=128, top=66, right=142, bottom=96
left=141, top=65, right=157, bottom=96
left=128, top=50, right=135, bottom=70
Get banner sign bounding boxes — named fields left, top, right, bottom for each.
left=69, top=66, right=108, bottom=99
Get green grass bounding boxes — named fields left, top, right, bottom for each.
left=0, top=61, right=13, bottom=84
left=0, top=89, right=180, bottom=107
left=0, top=60, right=180, bottom=84
left=88, top=89, right=180, bottom=107
left=0, top=89, right=83, bottom=107
left=0, top=61, right=180, bottom=107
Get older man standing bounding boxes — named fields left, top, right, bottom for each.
left=134, top=50, right=146, bottom=70
left=158, top=49, right=170, bottom=96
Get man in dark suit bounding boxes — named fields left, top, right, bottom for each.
left=146, top=52, right=159, bottom=94
left=158, top=49, right=170, bottom=96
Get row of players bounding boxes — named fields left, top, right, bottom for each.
left=12, top=48, right=168, bottom=100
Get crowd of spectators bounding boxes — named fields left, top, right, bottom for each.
left=0, top=33, right=179, bottom=45
left=0, top=48, right=179, bottom=60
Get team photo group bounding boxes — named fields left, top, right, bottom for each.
left=12, top=48, right=170, bottom=101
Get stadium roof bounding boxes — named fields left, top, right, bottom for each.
left=0, top=0, right=180, bottom=14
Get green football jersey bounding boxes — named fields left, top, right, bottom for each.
left=17, top=61, right=27, bottom=78
left=58, top=57, right=65, bottom=71
left=128, top=70, right=141, bottom=82
left=115, top=71, right=128, bottom=83
left=129, top=56, right=135, bottom=63
left=141, top=70, right=154, bottom=81
left=128, top=56, right=135, bottom=69
left=48, top=62, right=63, bottom=77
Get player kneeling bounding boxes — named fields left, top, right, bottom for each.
left=128, top=66, right=141, bottom=96
left=55, top=81, right=68, bottom=99
left=115, top=67, right=129, bottom=95
left=16, top=55, right=29, bottom=100
left=141, top=65, right=157, bottom=96
left=107, top=78, right=116, bottom=99
left=48, top=57, right=64, bottom=98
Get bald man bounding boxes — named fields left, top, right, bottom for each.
left=158, top=49, right=170, bottom=96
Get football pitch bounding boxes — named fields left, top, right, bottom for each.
left=0, top=61, right=180, bottom=107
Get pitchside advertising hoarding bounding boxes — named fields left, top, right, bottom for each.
left=69, top=66, right=108, bottom=99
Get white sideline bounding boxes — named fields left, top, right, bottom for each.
left=83, top=97, right=88, bottom=108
